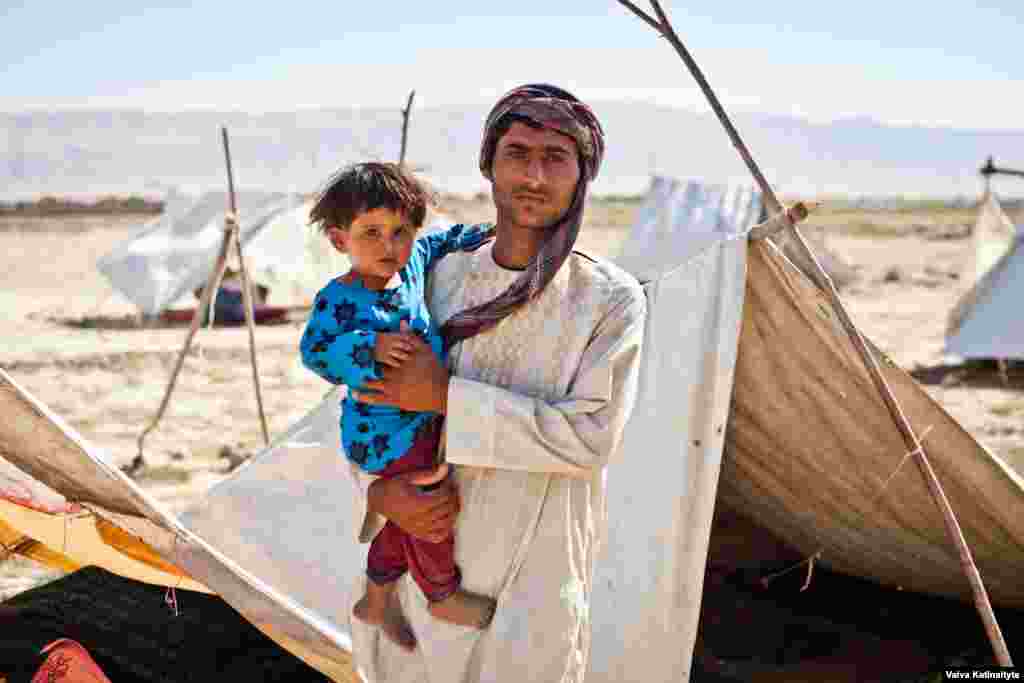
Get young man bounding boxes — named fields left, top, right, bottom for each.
left=350, top=84, right=646, bottom=682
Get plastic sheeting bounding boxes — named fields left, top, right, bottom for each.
left=96, top=191, right=293, bottom=315
left=96, top=193, right=456, bottom=315
left=946, top=192, right=1024, bottom=359
left=590, top=181, right=753, bottom=682
left=0, top=369, right=355, bottom=678
left=970, top=192, right=1017, bottom=285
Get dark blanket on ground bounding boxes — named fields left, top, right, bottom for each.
left=0, top=566, right=330, bottom=682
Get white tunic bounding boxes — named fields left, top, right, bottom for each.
left=349, top=241, right=646, bottom=683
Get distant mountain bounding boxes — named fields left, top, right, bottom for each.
left=2, top=103, right=1022, bottom=200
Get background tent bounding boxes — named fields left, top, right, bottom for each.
left=945, top=192, right=1024, bottom=359
left=619, top=176, right=858, bottom=290
left=97, top=192, right=455, bottom=316
left=3, top=180, right=1023, bottom=681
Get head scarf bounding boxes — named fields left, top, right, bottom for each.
left=440, top=84, right=605, bottom=349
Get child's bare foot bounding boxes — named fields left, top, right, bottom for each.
left=428, top=589, right=496, bottom=629
left=353, top=580, right=417, bottom=651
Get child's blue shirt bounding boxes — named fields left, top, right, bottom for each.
left=300, top=223, right=491, bottom=472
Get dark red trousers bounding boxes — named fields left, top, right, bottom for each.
left=365, top=417, right=461, bottom=602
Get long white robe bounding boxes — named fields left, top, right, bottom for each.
left=349, top=242, right=646, bottom=683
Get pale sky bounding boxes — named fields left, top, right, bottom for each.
left=3, top=0, right=1023, bottom=129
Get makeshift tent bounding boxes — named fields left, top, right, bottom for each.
left=622, top=176, right=858, bottom=290
left=945, top=191, right=1024, bottom=360
left=3, top=180, right=1023, bottom=682
left=97, top=192, right=454, bottom=315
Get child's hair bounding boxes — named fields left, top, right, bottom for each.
left=309, top=162, right=433, bottom=233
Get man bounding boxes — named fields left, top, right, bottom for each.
left=350, top=84, right=646, bottom=682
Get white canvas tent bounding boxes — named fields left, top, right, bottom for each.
left=97, top=192, right=455, bottom=315
left=945, top=192, right=1024, bottom=359
left=626, top=176, right=858, bottom=290
left=3, top=179, right=1023, bottom=681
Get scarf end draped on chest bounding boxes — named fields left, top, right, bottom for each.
left=440, top=85, right=606, bottom=351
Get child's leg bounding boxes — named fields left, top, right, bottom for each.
left=404, top=533, right=497, bottom=629
left=355, top=522, right=416, bottom=651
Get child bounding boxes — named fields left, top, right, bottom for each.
left=300, top=162, right=496, bottom=650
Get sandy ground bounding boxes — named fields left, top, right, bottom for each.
left=1, top=200, right=1022, bottom=622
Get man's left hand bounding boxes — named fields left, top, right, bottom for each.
left=355, top=324, right=450, bottom=414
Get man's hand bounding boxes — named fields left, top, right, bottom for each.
left=355, top=323, right=450, bottom=414
left=375, top=332, right=416, bottom=368
left=368, top=465, right=458, bottom=543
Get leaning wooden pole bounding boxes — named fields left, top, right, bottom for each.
left=221, top=127, right=270, bottom=446
left=980, top=156, right=1024, bottom=181
left=133, top=204, right=236, bottom=474
left=399, top=89, right=416, bottom=167
left=617, top=0, right=1013, bottom=666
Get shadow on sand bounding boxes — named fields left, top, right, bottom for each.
left=50, top=310, right=298, bottom=331
left=910, top=360, right=1024, bottom=391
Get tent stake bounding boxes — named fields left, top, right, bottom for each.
left=618, top=0, right=1013, bottom=666
left=222, top=127, right=270, bottom=447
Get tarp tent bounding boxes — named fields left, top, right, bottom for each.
left=97, top=192, right=454, bottom=315
left=945, top=192, right=1024, bottom=359
left=3, top=180, right=1023, bottom=682
left=620, top=176, right=858, bottom=290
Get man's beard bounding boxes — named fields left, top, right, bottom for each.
left=494, top=185, right=570, bottom=231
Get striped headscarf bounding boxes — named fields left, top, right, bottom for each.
left=440, top=84, right=605, bottom=349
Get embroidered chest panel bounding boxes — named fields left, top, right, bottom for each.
left=428, top=247, right=617, bottom=401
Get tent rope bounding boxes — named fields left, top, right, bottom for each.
left=619, top=0, right=1012, bottom=666
left=761, top=424, right=937, bottom=591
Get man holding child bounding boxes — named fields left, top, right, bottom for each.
left=348, top=83, right=646, bottom=682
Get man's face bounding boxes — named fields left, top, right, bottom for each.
left=491, top=121, right=581, bottom=232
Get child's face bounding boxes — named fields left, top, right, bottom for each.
left=328, top=207, right=417, bottom=287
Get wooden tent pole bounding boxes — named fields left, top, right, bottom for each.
left=399, top=90, right=416, bottom=167
left=131, top=129, right=273, bottom=473
left=221, top=127, right=270, bottom=446
left=980, top=156, right=1024, bottom=180
left=618, top=0, right=1013, bottom=666
left=132, top=214, right=236, bottom=474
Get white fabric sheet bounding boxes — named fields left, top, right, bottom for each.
left=946, top=193, right=1024, bottom=359
left=96, top=191, right=294, bottom=314
left=96, top=192, right=454, bottom=314
left=590, top=232, right=747, bottom=682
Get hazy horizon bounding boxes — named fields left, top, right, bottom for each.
left=4, top=101, right=1024, bottom=201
